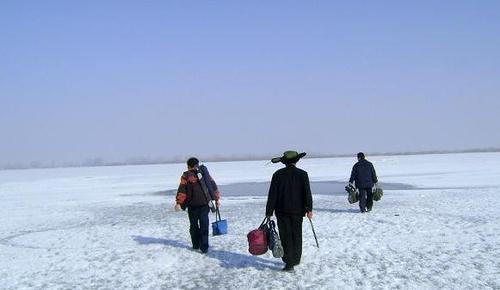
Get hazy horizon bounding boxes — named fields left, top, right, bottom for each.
left=2, top=146, right=499, bottom=170
left=2, top=1, right=500, bottom=168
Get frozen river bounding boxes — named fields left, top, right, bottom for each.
left=1, top=152, right=499, bottom=289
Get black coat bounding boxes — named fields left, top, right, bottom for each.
left=349, top=159, right=378, bottom=189
left=266, top=165, right=313, bottom=216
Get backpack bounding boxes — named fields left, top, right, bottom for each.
left=247, top=218, right=269, bottom=256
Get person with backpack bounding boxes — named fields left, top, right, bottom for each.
left=174, top=157, right=221, bottom=253
left=348, top=152, right=379, bottom=213
left=266, top=151, right=313, bottom=272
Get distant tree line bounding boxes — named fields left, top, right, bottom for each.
left=1, top=147, right=499, bottom=170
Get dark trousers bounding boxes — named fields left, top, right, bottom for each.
left=187, top=205, right=209, bottom=251
left=358, top=188, right=374, bottom=212
left=276, top=213, right=303, bottom=266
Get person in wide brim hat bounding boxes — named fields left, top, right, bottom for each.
left=266, top=150, right=313, bottom=272
left=271, top=151, right=307, bottom=165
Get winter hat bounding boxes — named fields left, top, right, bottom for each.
left=271, top=151, right=306, bottom=164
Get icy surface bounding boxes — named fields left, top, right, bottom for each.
left=1, top=152, right=499, bottom=289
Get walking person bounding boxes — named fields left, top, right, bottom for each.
left=266, top=151, right=313, bottom=272
left=349, top=152, right=379, bottom=213
left=175, top=157, right=221, bottom=253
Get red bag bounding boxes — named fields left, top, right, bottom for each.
left=247, top=229, right=268, bottom=255
left=247, top=218, right=269, bottom=256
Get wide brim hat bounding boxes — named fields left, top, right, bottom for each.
left=271, top=151, right=307, bottom=164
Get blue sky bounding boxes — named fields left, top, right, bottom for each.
left=1, top=1, right=500, bottom=165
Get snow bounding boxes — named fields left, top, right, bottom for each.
left=1, top=152, right=499, bottom=289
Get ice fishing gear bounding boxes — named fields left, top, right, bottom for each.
left=373, top=187, right=383, bottom=201
left=197, top=165, right=217, bottom=213
left=247, top=217, right=270, bottom=255
left=308, top=217, right=319, bottom=248
left=267, top=219, right=284, bottom=258
left=211, top=207, right=228, bottom=236
left=196, top=164, right=227, bottom=235
left=198, top=165, right=217, bottom=198
left=345, top=183, right=359, bottom=204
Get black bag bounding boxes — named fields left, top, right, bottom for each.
left=345, top=184, right=359, bottom=204
left=267, top=219, right=284, bottom=258
left=198, top=165, right=217, bottom=199
left=196, top=170, right=216, bottom=213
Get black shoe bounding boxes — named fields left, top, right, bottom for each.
left=201, top=248, right=208, bottom=254
left=367, top=207, right=372, bottom=212
left=282, top=265, right=294, bottom=272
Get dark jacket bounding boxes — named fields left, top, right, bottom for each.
left=176, top=169, right=220, bottom=209
left=349, top=159, right=378, bottom=189
left=266, top=165, right=313, bottom=216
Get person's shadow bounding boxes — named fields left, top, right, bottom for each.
left=132, top=235, right=281, bottom=270
left=132, top=235, right=191, bottom=249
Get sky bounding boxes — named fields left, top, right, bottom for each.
left=1, top=1, right=500, bottom=166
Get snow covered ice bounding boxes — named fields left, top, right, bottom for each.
left=1, top=152, right=499, bottom=289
